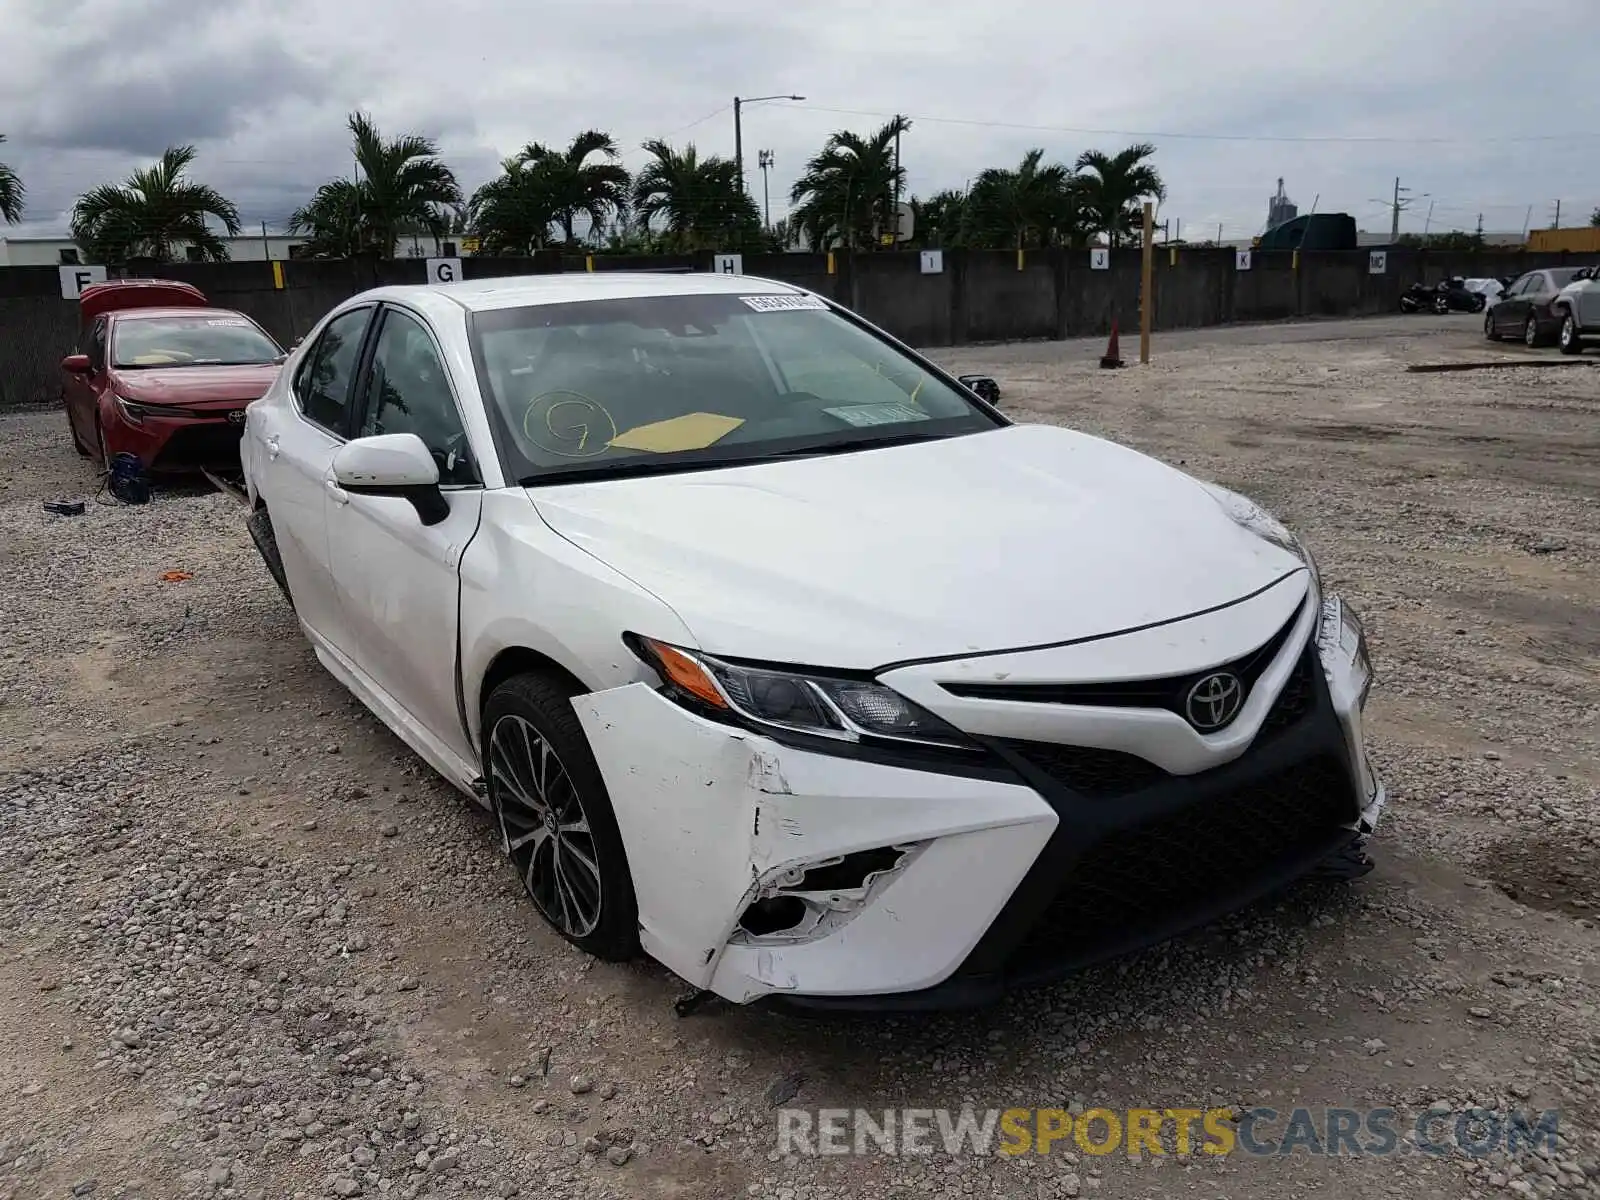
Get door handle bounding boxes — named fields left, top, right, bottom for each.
left=325, top=479, right=350, bottom=506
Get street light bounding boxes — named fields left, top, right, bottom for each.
left=734, top=94, right=804, bottom=197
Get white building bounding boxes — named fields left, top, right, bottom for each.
left=0, top=233, right=470, bottom=267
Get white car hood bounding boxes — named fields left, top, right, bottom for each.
left=529, top=423, right=1305, bottom=670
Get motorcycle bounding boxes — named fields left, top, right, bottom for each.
left=1399, top=279, right=1487, bottom=315
left=1398, top=283, right=1432, bottom=313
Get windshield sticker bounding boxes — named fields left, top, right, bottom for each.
left=608, top=412, right=745, bottom=453
left=739, top=294, right=828, bottom=313
left=205, top=318, right=251, bottom=327
left=824, top=403, right=929, bottom=428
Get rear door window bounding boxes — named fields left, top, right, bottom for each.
left=295, top=307, right=373, bottom=435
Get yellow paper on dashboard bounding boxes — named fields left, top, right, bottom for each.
left=608, top=412, right=744, bottom=453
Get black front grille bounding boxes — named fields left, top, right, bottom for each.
left=1006, top=753, right=1353, bottom=970
left=1007, top=742, right=1167, bottom=796
left=1001, top=645, right=1324, bottom=798
left=942, top=598, right=1307, bottom=733
left=150, top=421, right=245, bottom=471
left=1258, top=647, right=1317, bottom=739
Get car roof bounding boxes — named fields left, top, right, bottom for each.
left=353, top=271, right=810, bottom=321
left=110, top=306, right=254, bottom=322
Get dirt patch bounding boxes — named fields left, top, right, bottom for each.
left=1476, top=835, right=1600, bottom=918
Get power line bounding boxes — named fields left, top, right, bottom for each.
left=767, top=102, right=1600, bottom=145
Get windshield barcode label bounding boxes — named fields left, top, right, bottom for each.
left=739, top=294, right=828, bottom=312
left=824, top=403, right=927, bottom=427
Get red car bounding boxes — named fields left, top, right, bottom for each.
left=61, top=280, right=286, bottom=473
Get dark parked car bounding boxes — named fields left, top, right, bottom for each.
left=1485, top=267, right=1594, bottom=347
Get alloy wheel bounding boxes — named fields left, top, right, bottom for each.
left=1525, top=316, right=1539, bottom=347
left=487, top=713, right=603, bottom=938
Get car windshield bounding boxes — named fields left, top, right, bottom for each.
left=469, top=292, right=1000, bottom=483
left=113, top=314, right=282, bottom=368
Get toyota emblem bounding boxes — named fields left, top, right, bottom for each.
left=227, top=410, right=246, bottom=426
left=1185, top=672, right=1244, bottom=731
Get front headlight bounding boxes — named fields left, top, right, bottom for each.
left=628, top=636, right=969, bottom=749
left=1198, top=481, right=1319, bottom=589
left=114, top=394, right=147, bottom=425
left=1319, top=597, right=1373, bottom=710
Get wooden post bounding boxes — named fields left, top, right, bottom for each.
left=1139, top=201, right=1154, bottom=364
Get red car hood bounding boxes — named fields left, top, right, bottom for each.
left=108, top=364, right=281, bottom=408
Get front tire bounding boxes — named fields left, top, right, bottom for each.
left=1559, top=313, right=1583, bottom=355
left=483, top=673, right=639, bottom=961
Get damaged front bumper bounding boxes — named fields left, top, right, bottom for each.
left=574, top=685, right=1059, bottom=1003
left=574, top=591, right=1384, bottom=1009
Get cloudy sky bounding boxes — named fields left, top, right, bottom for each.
left=2, top=0, right=1596, bottom=243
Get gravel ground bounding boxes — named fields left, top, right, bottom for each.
left=1, top=314, right=1597, bottom=1200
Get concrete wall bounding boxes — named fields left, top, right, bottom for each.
left=2, top=247, right=1593, bottom=410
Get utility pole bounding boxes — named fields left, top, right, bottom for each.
left=1372, top=178, right=1422, bottom=241
left=1422, top=199, right=1434, bottom=238
left=1139, top=201, right=1154, bottom=365
left=1553, top=199, right=1562, bottom=229
left=1475, top=213, right=1483, bottom=239
left=757, top=150, right=773, bottom=231
left=260, top=220, right=270, bottom=262
left=733, top=97, right=743, bottom=200
left=889, top=120, right=902, bottom=244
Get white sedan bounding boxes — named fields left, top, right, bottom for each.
left=240, top=272, right=1383, bottom=1010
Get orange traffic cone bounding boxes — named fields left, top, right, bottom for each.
left=1099, top=319, right=1124, bottom=369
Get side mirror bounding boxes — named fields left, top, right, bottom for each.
left=62, top=354, right=91, bottom=374
left=958, top=374, right=1002, bottom=406
left=330, top=433, right=448, bottom=526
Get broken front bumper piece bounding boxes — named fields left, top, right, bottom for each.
left=575, top=684, right=1058, bottom=1003
left=574, top=591, right=1384, bottom=1009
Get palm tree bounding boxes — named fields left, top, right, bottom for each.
left=291, top=112, right=462, bottom=258
left=0, top=135, right=23, bottom=225
left=468, top=157, right=561, bottom=256
left=516, top=131, right=631, bottom=246
left=788, top=116, right=911, bottom=251
left=70, top=145, right=240, bottom=263
left=350, top=111, right=461, bottom=255
left=288, top=179, right=367, bottom=259
left=631, top=140, right=760, bottom=250
left=964, top=149, right=1089, bottom=250
left=1074, top=143, right=1166, bottom=248
left=910, top=189, right=967, bottom=248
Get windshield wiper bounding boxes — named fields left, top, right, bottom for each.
left=750, top=430, right=955, bottom=459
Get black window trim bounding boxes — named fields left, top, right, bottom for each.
left=351, top=301, right=484, bottom=489
left=290, top=302, right=379, bottom=441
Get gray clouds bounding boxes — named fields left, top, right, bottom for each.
left=0, top=0, right=1595, bottom=240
